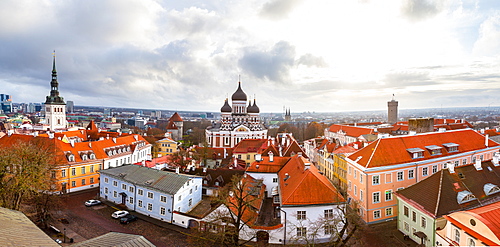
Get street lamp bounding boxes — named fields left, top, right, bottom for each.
left=277, top=206, right=287, bottom=245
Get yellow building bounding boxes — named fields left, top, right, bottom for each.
left=156, top=137, right=178, bottom=157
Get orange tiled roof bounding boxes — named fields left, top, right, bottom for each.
left=466, top=201, right=500, bottom=240
left=283, top=140, right=308, bottom=158
left=349, top=129, right=500, bottom=168
left=328, top=124, right=375, bottom=137
left=169, top=112, right=183, bottom=122
left=226, top=174, right=265, bottom=228
left=279, top=156, right=345, bottom=205
left=233, top=139, right=268, bottom=154
left=246, top=156, right=290, bottom=173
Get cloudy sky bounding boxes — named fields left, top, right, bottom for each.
left=1, top=0, right=500, bottom=113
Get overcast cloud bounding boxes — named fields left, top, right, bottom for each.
left=1, top=0, right=500, bottom=113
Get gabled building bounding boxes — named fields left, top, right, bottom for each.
left=156, top=136, right=178, bottom=157
left=99, top=164, right=203, bottom=222
left=325, top=124, right=376, bottom=145
left=395, top=159, right=500, bottom=246
left=166, top=112, right=183, bottom=141
left=346, top=129, right=500, bottom=224
left=205, top=81, right=267, bottom=148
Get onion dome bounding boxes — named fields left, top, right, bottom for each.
left=247, top=99, right=260, bottom=113
left=221, top=98, right=232, bottom=112
left=231, top=82, right=247, bottom=101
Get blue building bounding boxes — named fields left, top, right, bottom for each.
left=99, top=165, right=202, bottom=223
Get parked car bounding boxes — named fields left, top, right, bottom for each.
left=111, top=210, right=129, bottom=219
left=119, top=214, right=138, bottom=224
left=84, top=199, right=101, bottom=207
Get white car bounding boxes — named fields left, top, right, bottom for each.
left=84, top=199, right=101, bottom=207
left=111, top=210, right=129, bottom=219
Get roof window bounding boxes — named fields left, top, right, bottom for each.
left=457, top=190, right=476, bottom=204
left=484, top=183, right=500, bottom=196
left=442, top=143, right=459, bottom=153
left=425, top=145, right=442, bottom=155
left=407, top=148, right=425, bottom=159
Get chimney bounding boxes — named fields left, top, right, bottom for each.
left=493, top=153, right=500, bottom=166
left=176, top=167, right=180, bottom=174
left=33, top=132, right=38, bottom=137
left=474, top=158, right=483, bottom=171
left=304, top=162, right=311, bottom=170
left=48, top=132, right=54, bottom=139
left=255, top=153, right=262, bottom=161
left=234, top=158, right=238, bottom=167
left=279, top=146, right=283, bottom=157
left=112, top=137, right=117, bottom=143
left=485, top=134, right=489, bottom=147
left=256, top=165, right=259, bottom=169
left=89, top=142, right=92, bottom=148
left=448, top=163, right=455, bottom=173
left=269, top=151, right=274, bottom=162
left=70, top=139, right=75, bottom=148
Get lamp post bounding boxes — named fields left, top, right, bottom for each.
left=63, top=228, right=66, bottom=243
left=277, top=207, right=287, bottom=245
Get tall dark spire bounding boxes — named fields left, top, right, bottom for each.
left=45, top=51, right=65, bottom=105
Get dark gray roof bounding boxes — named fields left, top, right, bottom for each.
left=0, top=207, right=60, bottom=247
left=71, top=232, right=155, bottom=247
left=100, top=165, right=201, bottom=195
left=396, top=161, right=500, bottom=218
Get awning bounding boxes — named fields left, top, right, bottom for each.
left=413, top=231, right=427, bottom=239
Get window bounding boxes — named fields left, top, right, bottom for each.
left=324, top=209, right=334, bottom=219
left=404, top=206, right=409, bottom=217
left=397, top=171, right=404, bottom=181
left=178, top=195, right=182, bottom=201
left=129, top=186, right=134, bottom=193
left=61, top=170, right=66, bottom=177
left=296, top=227, right=307, bottom=237
left=385, top=207, right=393, bottom=216
left=360, top=190, right=364, bottom=201
left=385, top=190, right=393, bottom=201
left=138, top=189, right=143, bottom=196
left=421, top=217, right=426, bottom=229
left=160, top=207, right=166, bottom=215
left=373, top=192, right=380, bottom=203
left=138, top=200, right=143, bottom=207
left=373, top=210, right=381, bottom=219
left=412, top=211, right=417, bottom=222
left=273, top=177, right=278, bottom=183
left=360, top=174, right=363, bottom=183
left=348, top=181, right=352, bottom=191
left=113, top=191, right=117, bottom=197
left=147, top=203, right=153, bottom=211
left=81, top=166, right=86, bottom=174
left=160, top=195, right=167, bottom=203
left=463, top=159, right=467, bottom=165
left=113, top=181, right=118, bottom=187
left=189, top=198, right=192, bottom=207
left=454, top=229, right=460, bottom=243
left=71, top=168, right=76, bottom=176
left=404, top=222, right=409, bottom=232
left=90, top=177, right=94, bottom=183
left=90, top=165, right=94, bottom=172
left=468, top=238, right=475, bottom=247
left=81, top=179, right=86, bottom=185
left=122, top=184, right=127, bottom=190
left=129, top=197, right=134, bottom=204
left=354, top=170, right=357, bottom=179
left=71, top=181, right=76, bottom=187
left=422, top=167, right=428, bottom=176
left=432, top=165, right=438, bottom=174
left=324, top=225, right=334, bottom=235
left=297, top=211, right=306, bottom=220
left=354, top=185, right=357, bottom=196
left=190, top=189, right=192, bottom=194
left=372, top=175, right=380, bottom=185
left=147, top=192, right=154, bottom=199
left=408, top=169, right=414, bottom=179
left=105, top=187, right=108, bottom=194
left=51, top=171, right=56, bottom=178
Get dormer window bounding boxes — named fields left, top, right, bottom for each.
left=127, top=147, right=131, bottom=152
left=425, top=145, right=442, bottom=156
left=89, top=153, right=96, bottom=159
left=457, top=190, right=476, bottom=204
left=67, top=154, right=75, bottom=162
left=484, top=183, right=500, bottom=196
left=407, top=148, right=425, bottom=159
left=107, top=151, right=112, bottom=156
left=443, top=143, right=459, bottom=153
left=81, top=154, right=88, bottom=161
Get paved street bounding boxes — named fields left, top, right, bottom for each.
left=48, top=188, right=191, bottom=247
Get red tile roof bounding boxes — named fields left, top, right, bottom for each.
left=328, top=124, right=375, bottom=137
left=278, top=156, right=345, bottom=205
left=349, top=129, right=500, bottom=168
left=233, top=139, right=268, bottom=154
left=246, top=156, right=290, bottom=173
left=466, top=201, right=500, bottom=240
left=169, top=112, right=183, bottom=122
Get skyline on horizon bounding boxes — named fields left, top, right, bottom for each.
left=1, top=1, right=500, bottom=113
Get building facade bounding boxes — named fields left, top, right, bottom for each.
left=206, top=81, right=267, bottom=148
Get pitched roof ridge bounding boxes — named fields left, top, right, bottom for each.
left=366, top=138, right=381, bottom=167
left=435, top=170, right=445, bottom=216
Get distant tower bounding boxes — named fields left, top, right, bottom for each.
left=66, top=100, right=74, bottom=113
left=44, top=52, right=66, bottom=131
left=387, top=94, right=398, bottom=124
left=284, top=107, right=291, bottom=121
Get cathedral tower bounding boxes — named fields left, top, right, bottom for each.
left=44, top=52, right=67, bottom=131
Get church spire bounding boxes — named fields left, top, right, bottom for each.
left=45, top=51, right=65, bottom=105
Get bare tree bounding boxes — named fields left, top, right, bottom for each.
left=0, top=138, right=59, bottom=211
